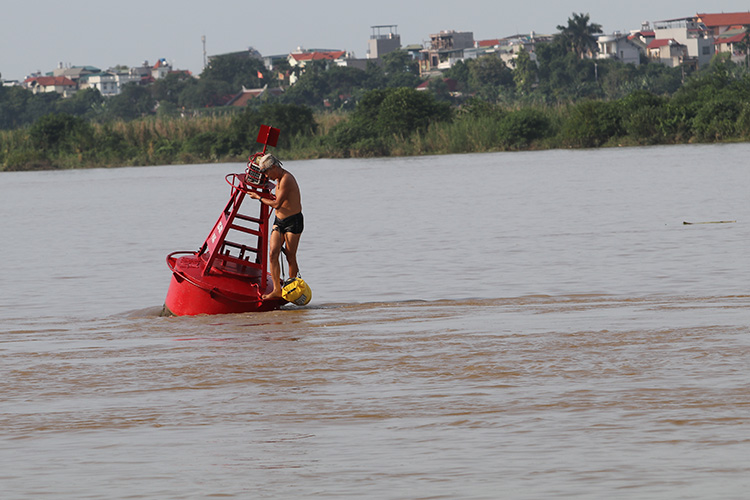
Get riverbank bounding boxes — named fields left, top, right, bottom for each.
left=3, top=85, right=750, bottom=172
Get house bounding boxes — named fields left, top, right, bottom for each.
left=78, top=70, right=141, bottom=97
left=647, top=39, right=689, bottom=67
left=152, top=58, right=172, bottom=79
left=24, top=75, right=77, bottom=97
left=226, top=85, right=284, bottom=106
left=51, top=65, right=100, bottom=83
left=262, top=53, right=289, bottom=71
left=714, top=28, right=750, bottom=64
left=368, top=25, right=401, bottom=59
left=597, top=33, right=642, bottom=65
left=653, top=17, right=714, bottom=67
left=208, top=47, right=263, bottom=65
left=419, top=30, right=475, bottom=74
left=627, top=23, right=656, bottom=52
left=287, top=49, right=347, bottom=84
left=79, top=72, right=118, bottom=96
left=465, top=33, right=547, bottom=68
left=695, top=12, right=750, bottom=62
left=403, top=44, right=425, bottom=59
left=476, top=38, right=500, bottom=49
left=695, top=12, right=750, bottom=37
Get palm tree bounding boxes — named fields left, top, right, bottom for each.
left=556, top=13, right=603, bottom=59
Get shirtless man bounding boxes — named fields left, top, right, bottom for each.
left=248, top=154, right=303, bottom=300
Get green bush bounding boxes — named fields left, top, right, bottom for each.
left=376, top=87, right=451, bottom=137
left=183, top=131, right=222, bottom=159
left=561, top=100, right=623, bottom=147
left=497, top=108, right=551, bottom=149
left=324, top=121, right=376, bottom=156
left=619, top=90, right=666, bottom=142
left=229, top=102, right=317, bottom=152
left=323, top=88, right=452, bottom=155
left=654, top=102, right=693, bottom=141
left=735, top=102, right=750, bottom=138
left=29, top=113, right=95, bottom=155
left=692, top=97, right=742, bottom=141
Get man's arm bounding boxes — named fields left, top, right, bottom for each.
left=255, top=175, right=288, bottom=209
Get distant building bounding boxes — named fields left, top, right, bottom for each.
left=714, top=28, right=750, bottom=64
left=597, top=33, right=642, bottom=65
left=288, top=49, right=347, bottom=84
left=50, top=64, right=100, bottom=83
left=368, top=25, right=401, bottom=59
left=695, top=12, right=750, bottom=37
left=24, top=75, right=77, bottom=97
left=208, top=47, right=263, bottom=65
left=419, top=30, right=475, bottom=74
left=470, top=33, right=548, bottom=67
left=653, top=17, right=714, bottom=67
left=262, top=54, right=289, bottom=71
left=627, top=22, right=656, bottom=52
left=696, top=12, right=750, bottom=63
left=647, top=39, right=688, bottom=67
left=79, top=70, right=141, bottom=97
left=226, top=85, right=285, bottom=106
left=152, top=58, right=172, bottom=79
left=129, top=61, right=155, bottom=81
left=403, top=44, right=425, bottom=59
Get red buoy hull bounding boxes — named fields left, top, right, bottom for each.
left=164, top=253, right=285, bottom=316
left=162, top=127, right=290, bottom=316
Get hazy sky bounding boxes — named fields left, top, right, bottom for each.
left=2, top=0, right=750, bottom=81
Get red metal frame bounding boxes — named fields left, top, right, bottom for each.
left=163, top=125, right=285, bottom=316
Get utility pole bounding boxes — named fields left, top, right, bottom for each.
left=202, top=35, right=207, bottom=70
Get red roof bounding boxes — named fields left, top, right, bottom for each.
left=628, top=31, right=655, bottom=41
left=477, top=39, right=500, bottom=47
left=228, top=87, right=285, bottom=106
left=229, top=90, right=262, bottom=107
left=290, top=51, right=346, bottom=62
left=715, top=32, right=749, bottom=44
left=647, top=39, right=682, bottom=49
left=697, top=12, right=750, bottom=27
left=25, top=76, right=76, bottom=87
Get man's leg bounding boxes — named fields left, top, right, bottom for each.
left=284, top=232, right=302, bottom=278
left=263, top=229, right=284, bottom=300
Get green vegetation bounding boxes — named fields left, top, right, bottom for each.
left=4, top=13, right=750, bottom=171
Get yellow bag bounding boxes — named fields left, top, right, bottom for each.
left=282, top=277, right=312, bottom=306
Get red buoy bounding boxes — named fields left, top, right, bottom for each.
left=163, top=125, right=287, bottom=316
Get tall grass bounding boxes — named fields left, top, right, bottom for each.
left=4, top=87, right=750, bottom=172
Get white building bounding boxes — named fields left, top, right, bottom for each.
left=79, top=71, right=141, bottom=97
left=597, top=33, right=642, bottom=65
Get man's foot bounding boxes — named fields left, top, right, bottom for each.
left=262, top=290, right=283, bottom=301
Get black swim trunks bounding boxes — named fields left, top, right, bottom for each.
left=273, top=212, right=304, bottom=234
